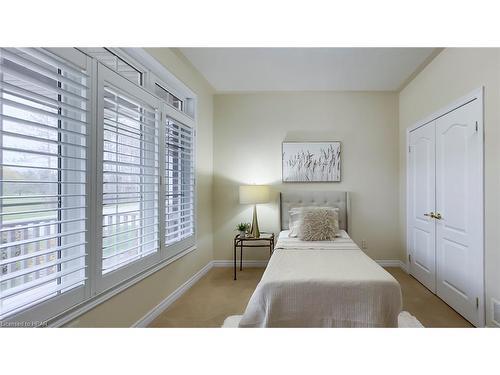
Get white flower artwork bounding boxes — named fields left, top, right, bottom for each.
left=282, top=142, right=341, bottom=182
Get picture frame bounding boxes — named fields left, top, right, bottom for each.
left=282, top=141, right=342, bottom=182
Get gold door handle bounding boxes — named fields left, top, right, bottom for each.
left=434, top=212, right=442, bottom=220
left=424, top=212, right=435, bottom=218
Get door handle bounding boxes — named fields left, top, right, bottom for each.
left=423, top=212, right=442, bottom=220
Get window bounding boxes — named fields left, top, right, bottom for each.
left=100, top=77, right=159, bottom=275
left=96, top=64, right=163, bottom=292
left=155, top=83, right=183, bottom=112
left=0, top=48, right=89, bottom=320
left=81, top=48, right=143, bottom=86
left=118, top=48, right=195, bottom=117
left=165, top=117, right=195, bottom=250
left=0, top=47, right=197, bottom=325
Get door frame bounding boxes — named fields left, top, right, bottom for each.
left=405, top=87, right=485, bottom=327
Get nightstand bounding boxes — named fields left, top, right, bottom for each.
left=233, top=232, right=274, bottom=280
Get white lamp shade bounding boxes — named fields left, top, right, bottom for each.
left=239, top=185, right=271, bottom=204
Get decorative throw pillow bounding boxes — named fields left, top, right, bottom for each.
left=289, top=206, right=340, bottom=238
left=299, top=208, right=340, bottom=241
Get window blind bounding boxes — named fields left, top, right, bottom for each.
left=101, top=86, right=159, bottom=274
left=165, top=117, right=194, bottom=247
left=0, top=48, right=88, bottom=319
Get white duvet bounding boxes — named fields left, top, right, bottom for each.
left=238, top=231, right=402, bottom=327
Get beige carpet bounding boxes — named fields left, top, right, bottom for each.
left=149, top=267, right=473, bottom=328
left=149, top=267, right=263, bottom=327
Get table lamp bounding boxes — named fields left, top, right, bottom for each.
left=239, top=185, right=270, bottom=238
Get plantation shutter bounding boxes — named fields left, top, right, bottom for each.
left=165, top=117, right=195, bottom=252
left=99, top=65, right=160, bottom=279
left=0, top=48, right=88, bottom=320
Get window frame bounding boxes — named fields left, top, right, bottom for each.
left=1, top=47, right=198, bottom=326
left=94, top=63, right=163, bottom=293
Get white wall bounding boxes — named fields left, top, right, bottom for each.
left=399, top=48, right=500, bottom=327
left=65, top=48, right=215, bottom=327
left=213, top=92, right=400, bottom=261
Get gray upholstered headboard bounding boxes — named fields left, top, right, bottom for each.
left=280, top=191, right=350, bottom=232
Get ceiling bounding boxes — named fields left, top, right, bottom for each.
left=179, top=48, right=437, bottom=92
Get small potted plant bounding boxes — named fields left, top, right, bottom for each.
left=236, top=222, right=250, bottom=238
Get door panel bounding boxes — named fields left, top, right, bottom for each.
left=408, top=122, right=436, bottom=292
left=435, top=99, right=483, bottom=326
left=414, top=228, right=432, bottom=272
left=441, top=239, right=468, bottom=297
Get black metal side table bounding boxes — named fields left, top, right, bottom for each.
left=233, top=232, right=274, bottom=280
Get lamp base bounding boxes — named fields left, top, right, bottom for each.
left=250, top=204, right=260, bottom=238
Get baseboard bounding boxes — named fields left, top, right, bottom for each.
left=376, top=260, right=408, bottom=273
left=132, top=261, right=214, bottom=327
left=212, top=259, right=269, bottom=268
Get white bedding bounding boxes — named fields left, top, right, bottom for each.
left=238, top=231, right=402, bottom=328
left=275, top=229, right=358, bottom=250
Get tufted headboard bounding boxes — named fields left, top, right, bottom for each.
left=280, top=191, right=350, bottom=232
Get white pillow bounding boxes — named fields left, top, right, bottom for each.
left=288, top=209, right=303, bottom=237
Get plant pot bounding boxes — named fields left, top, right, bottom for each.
left=239, top=231, right=246, bottom=238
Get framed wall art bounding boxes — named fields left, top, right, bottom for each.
left=282, top=141, right=341, bottom=182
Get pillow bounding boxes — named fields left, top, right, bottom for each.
left=288, top=209, right=303, bottom=237
left=288, top=206, right=340, bottom=238
left=299, top=208, right=340, bottom=241
left=288, top=206, right=312, bottom=237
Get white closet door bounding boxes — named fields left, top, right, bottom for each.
left=435, top=99, right=483, bottom=326
left=408, top=122, right=436, bottom=292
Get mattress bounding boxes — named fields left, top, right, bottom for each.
left=238, top=231, right=402, bottom=327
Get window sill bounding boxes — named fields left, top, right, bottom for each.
left=48, top=244, right=197, bottom=327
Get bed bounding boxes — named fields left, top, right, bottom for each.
left=238, top=191, right=402, bottom=328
